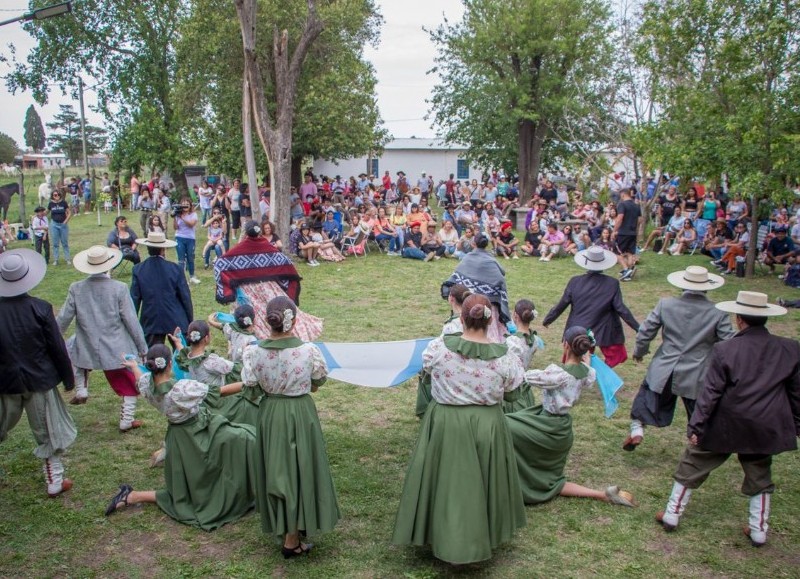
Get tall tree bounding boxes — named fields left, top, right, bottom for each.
left=428, top=0, right=613, bottom=201
left=7, top=0, right=189, bottom=189
left=46, top=105, right=107, bottom=166
left=23, top=105, right=46, bottom=153
left=234, top=0, right=382, bottom=239
left=635, top=0, right=800, bottom=275
left=177, top=0, right=386, bottom=177
left=0, top=132, right=19, bottom=165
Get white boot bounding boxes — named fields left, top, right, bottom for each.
left=119, top=396, right=142, bottom=432
left=630, top=419, right=644, bottom=439
left=43, top=456, right=72, bottom=497
left=747, top=493, right=771, bottom=546
left=659, top=481, right=692, bottom=530
left=70, top=366, right=89, bottom=404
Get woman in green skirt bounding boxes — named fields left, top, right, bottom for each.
left=416, top=283, right=471, bottom=418
left=393, top=293, right=527, bottom=565
left=502, top=298, right=540, bottom=413
left=242, top=296, right=339, bottom=559
left=105, top=345, right=257, bottom=530
left=505, top=326, right=636, bottom=507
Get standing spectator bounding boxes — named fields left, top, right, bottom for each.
left=132, top=232, right=193, bottom=346
left=47, top=189, right=71, bottom=266
left=211, top=185, right=232, bottom=249
left=228, top=178, right=243, bottom=241
left=0, top=249, right=76, bottom=497
left=79, top=173, right=92, bottom=214
left=655, top=291, right=798, bottom=547
left=32, top=206, right=50, bottom=264
left=417, top=171, right=430, bottom=200
left=623, top=266, right=735, bottom=451
left=130, top=173, right=141, bottom=212
left=174, top=197, right=200, bottom=284
left=396, top=171, right=409, bottom=196
left=613, top=188, right=642, bottom=281
left=543, top=246, right=639, bottom=367
left=198, top=179, right=213, bottom=223
left=57, top=246, right=148, bottom=430
left=381, top=170, right=392, bottom=193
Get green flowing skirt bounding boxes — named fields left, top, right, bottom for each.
left=505, top=405, right=573, bottom=505
left=415, top=372, right=432, bottom=418
left=202, top=384, right=262, bottom=428
left=156, top=408, right=257, bottom=531
left=501, top=382, right=536, bottom=414
left=392, top=402, right=526, bottom=564
left=255, top=394, right=340, bottom=541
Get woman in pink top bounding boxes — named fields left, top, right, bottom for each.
left=539, top=222, right=566, bottom=262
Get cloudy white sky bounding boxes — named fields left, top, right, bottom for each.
left=0, top=0, right=464, bottom=149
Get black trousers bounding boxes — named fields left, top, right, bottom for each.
left=630, top=374, right=695, bottom=427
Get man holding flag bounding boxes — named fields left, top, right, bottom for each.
left=623, top=266, right=735, bottom=451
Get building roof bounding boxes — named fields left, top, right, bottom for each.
left=21, top=153, right=66, bottom=159
left=383, top=138, right=467, bottom=151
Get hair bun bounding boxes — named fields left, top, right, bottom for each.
left=468, top=305, right=485, bottom=319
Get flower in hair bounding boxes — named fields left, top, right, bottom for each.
left=483, top=305, right=491, bottom=319
left=586, top=328, right=596, bottom=346
left=282, top=308, right=295, bottom=332
left=154, top=357, right=167, bottom=369
left=532, top=308, right=539, bottom=319
left=189, top=330, right=202, bottom=343
left=241, top=316, right=253, bottom=327
left=253, top=225, right=261, bottom=233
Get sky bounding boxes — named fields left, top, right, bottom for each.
left=0, top=0, right=465, bottom=151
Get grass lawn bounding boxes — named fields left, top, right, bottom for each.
left=1, top=173, right=799, bottom=578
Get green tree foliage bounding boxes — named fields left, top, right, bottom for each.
left=46, top=105, right=107, bottom=166
left=7, top=0, right=188, bottom=184
left=0, top=132, right=19, bottom=165
left=635, top=0, right=800, bottom=274
left=428, top=0, right=614, bottom=200
left=23, top=105, right=46, bottom=152
left=178, top=0, right=386, bottom=179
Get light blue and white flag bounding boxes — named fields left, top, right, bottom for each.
left=315, top=338, right=434, bottom=388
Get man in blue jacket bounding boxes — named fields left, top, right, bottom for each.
left=131, top=231, right=193, bottom=346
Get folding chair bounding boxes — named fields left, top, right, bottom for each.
left=689, top=219, right=710, bottom=255
left=340, top=231, right=366, bottom=258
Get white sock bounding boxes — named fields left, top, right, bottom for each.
left=748, top=493, right=771, bottom=544
left=119, top=396, right=138, bottom=430
left=630, top=419, right=644, bottom=438
left=43, top=456, right=65, bottom=495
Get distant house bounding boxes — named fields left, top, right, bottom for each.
left=20, top=153, right=67, bottom=170
left=312, top=138, right=484, bottom=185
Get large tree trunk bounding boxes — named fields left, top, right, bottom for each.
left=745, top=195, right=760, bottom=277
left=291, top=155, right=303, bottom=189
left=243, top=76, right=260, bottom=222
left=517, top=119, right=547, bottom=204
left=235, top=0, right=324, bottom=247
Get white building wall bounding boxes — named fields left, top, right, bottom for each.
left=313, top=150, right=483, bottom=184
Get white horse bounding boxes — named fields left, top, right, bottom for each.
left=38, top=173, right=54, bottom=206
left=1, top=164, right=18, bottom=177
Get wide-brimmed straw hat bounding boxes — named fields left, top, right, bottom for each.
left=667, top=265, right=724, bottom=291
left=574, top=246, right=617, bottom=271
left=716, top=291, right=786, bottom=317
left=73, top=245, right=123, bottom=275
left=0, top=249, right=47, bottom=297
left=139, top=231, right=178, bottom=248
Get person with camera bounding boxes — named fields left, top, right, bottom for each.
left=173, top=196, right=200, bottom=285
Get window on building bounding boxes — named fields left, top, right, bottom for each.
left=457, top=159, right=469, bottom=180
left=367, top=158, right=379, bottom=177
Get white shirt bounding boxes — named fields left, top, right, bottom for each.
left=524, top=363, right=596, bottom=415
left=138, top=374, right=208, bottom=424
left=242, top=341, right=327, bottom=396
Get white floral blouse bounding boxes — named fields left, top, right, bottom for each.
left=441, top=315, right=463, bottom=336
left=242, top=338, right=328, bottom=396
left=186, top=352, right=235, bottom=387
left=524, top=363, right=596, bottom=415
left=424, top=336, right=523, bottom=406
left=137, top=374, right=208, bottom=424
left=222, top=324, right=258, bottom=363
left=505, top=332, right=538, bottom=370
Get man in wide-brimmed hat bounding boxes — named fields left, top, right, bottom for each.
left=57, top=245, right=148, bottom=431
left=132, top=232, right=193, bottom=346
left=656, top=291, right=798, bottom=547
left=0, top=249, right=76, bottom=497
left=623, top=266, right=735, bottom=452
left=543, top=246, right=639, bottom=367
